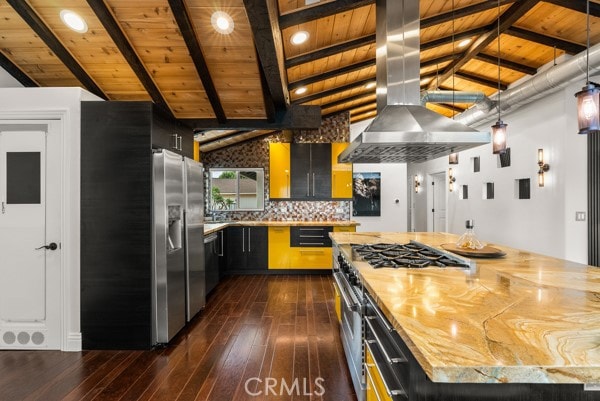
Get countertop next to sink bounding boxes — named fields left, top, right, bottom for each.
left=330, top=231, right=600, bottom=385
left=204, top=220, right=360, bottom=235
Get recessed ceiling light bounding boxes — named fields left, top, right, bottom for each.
left=458, top=38, right=472, bottom=48
left=365, top=82, right=376, bottom=89
left=211, top=11, right=234, bottom=35
left=291, top=31, right=310, bottom=45
left=295, top=87, right=308, bottom=95
left=60, top=10, right=88, bottom=33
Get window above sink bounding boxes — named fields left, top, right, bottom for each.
left=208, top=168, right=264, bottom=212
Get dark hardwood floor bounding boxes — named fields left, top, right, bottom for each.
left=0, top=275, right=357, bottom=401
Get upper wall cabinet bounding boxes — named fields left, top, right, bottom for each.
left=331, top=143, right=352, bottom=199
left=269, top=142, right=352, bottom=201
left=291, top=143, right=331, bottom=200
left=269, top=143, right=291, bottom=198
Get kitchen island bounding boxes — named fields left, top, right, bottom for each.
left=331, top=232, right=600, bottom=400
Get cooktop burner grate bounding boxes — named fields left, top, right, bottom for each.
left=351, top=241, right=471, bottom=269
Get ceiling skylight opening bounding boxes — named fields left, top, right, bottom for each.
left=211, top=11, right=234, bottom=35
left=458, top=38, right=472, bottom=48
left=291, top=31, right=310, bottom=45
left=295, top=87, right=308, bottom=95
left=60, top=10, right=88, bottom=33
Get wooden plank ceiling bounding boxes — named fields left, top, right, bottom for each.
left=0, top=0, right=599, bottom=152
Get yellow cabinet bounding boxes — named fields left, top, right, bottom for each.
left=268, top=226, right=290, bottom=269
left=269, top=143, right=291, bottom=199
left=333, top=225, right=356, bottom=233
left=289, top=247, right=332, bottom=269
left=331, top=142, right=353, bottom=199
left=333, top=281, right=342, bottom=322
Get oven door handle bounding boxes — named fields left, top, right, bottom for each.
left=364, top=341, right=407, bottom=397
left=365, top=292, right=394, bottom=332
left=333, top=272, right=359, bottom=312
left=365, top=317, right=406, bottom=364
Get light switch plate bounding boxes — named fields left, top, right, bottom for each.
left=576, top=211, right=586, bottom=221
left=336, top=208, right=344, bottom=214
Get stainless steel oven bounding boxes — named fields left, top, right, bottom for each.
left=364, top=292, right=409, bottom=401
left=333, top=250, right=365, bottom=401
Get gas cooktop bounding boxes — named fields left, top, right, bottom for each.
left=351, top=241, right=471, bottom=269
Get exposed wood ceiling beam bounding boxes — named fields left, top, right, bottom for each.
left=544, top=0, right=600, bottom=18
left=421, top=26, right=490, bottom=51
left=350, top=109, right=377, bottom=123
left=323, top=96, right=376, bottom=117
left=475, top=53, right=538, bottom=75
left=6, top=0, right=107, bottom=99
left=256, top=48, right=277, bottom=122
left=87, top=0, right=174, bottom=117
left=167, top=0, right=226, bottom=122
left=288, top=59, right=375, bottom=90
left=200, top=130, right=277, bottom=153
left=350, top=103, right=377, bottom=115
left=321, top=92, right=375, bottom=110
left=505, top=26, right=586, bottom=55
left=279, top=0, right=374, bottom=29
left=196, top=130, right=240, bottom=144
left=0, top=51, right=37, bottom=87
left=185, top=104, right=321, bottom=130
left=421, top=54, right=462, bottom=70
left=421, top=0, right=518, bottom=28
left=427, top=0, right=542, bottom=90
left=291, top=77, right=375, bottom=105
left=244, top=0, right=290, bottom=109
left=455, top=71, right=508, bottom=90
left=285, top=34, right=375, bottom=68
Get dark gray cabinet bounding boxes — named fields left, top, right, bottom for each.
left=290, top=143, right=332, bottom=200
left=80, top=101, right=193, bottom=350
left=225, top=226, right=268, bottom=273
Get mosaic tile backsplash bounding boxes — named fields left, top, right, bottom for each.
left=201, top=112, right=352, bottom=221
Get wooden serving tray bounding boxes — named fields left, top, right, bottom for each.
left=441, top=243, right=506, bottom=258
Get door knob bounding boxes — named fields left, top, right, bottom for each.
left=35, top=242, right=58, bottom=251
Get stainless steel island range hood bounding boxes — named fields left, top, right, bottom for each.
left=338, top=0, right=490, bottom=164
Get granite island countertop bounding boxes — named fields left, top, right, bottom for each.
left=204, top=220, right=359, bottom=235
left=330, top=231, right=600, bottom=385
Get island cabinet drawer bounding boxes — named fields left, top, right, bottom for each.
left=268, top=227, right=290, bottom=269
left=289, top=247, right=332, bottom=269
left=290, top=226, right=333, bottom=247
left=365, top=340, right=408, bottom=401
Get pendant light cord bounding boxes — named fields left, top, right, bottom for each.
left=452, top=0, right=455, bottom=117
left=497, top=0, right=501, bottom=122
left=587, top=0, right=590, bottom=85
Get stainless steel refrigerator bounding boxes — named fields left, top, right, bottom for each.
left=184, top=157, right=205, bottom=322
left=152, top=150, right=205, bottom=345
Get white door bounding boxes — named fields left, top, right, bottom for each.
left=0, top=125, right=61, bottom=349
left=431, top=172, right=447, bottom=232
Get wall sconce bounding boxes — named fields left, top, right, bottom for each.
left=448, top=168, right=456, bottom=192
left=414, top=175, right=421, bottom=193
left=537, top=149, right=550, bottom=187
left=449, top=152, right=459, bottom=164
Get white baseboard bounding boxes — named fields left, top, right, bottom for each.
left=64, top=332, right=82, bottom=352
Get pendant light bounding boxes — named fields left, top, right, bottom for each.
left=448, top=0, right=459, bottom=166
left=575, top=0, right=600, bottom=135
left=491, top=0, right=507, bottom=154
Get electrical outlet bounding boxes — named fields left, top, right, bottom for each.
left=336, top=208, right=344, bottom=214
left=576, top=211, right=586, bottom=221
left=584, top=384, right=600, bottom=391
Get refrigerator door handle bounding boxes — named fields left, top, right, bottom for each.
left=242, top=227, right=245, bottom=252
left=248, top=227, right=251, bottom=252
